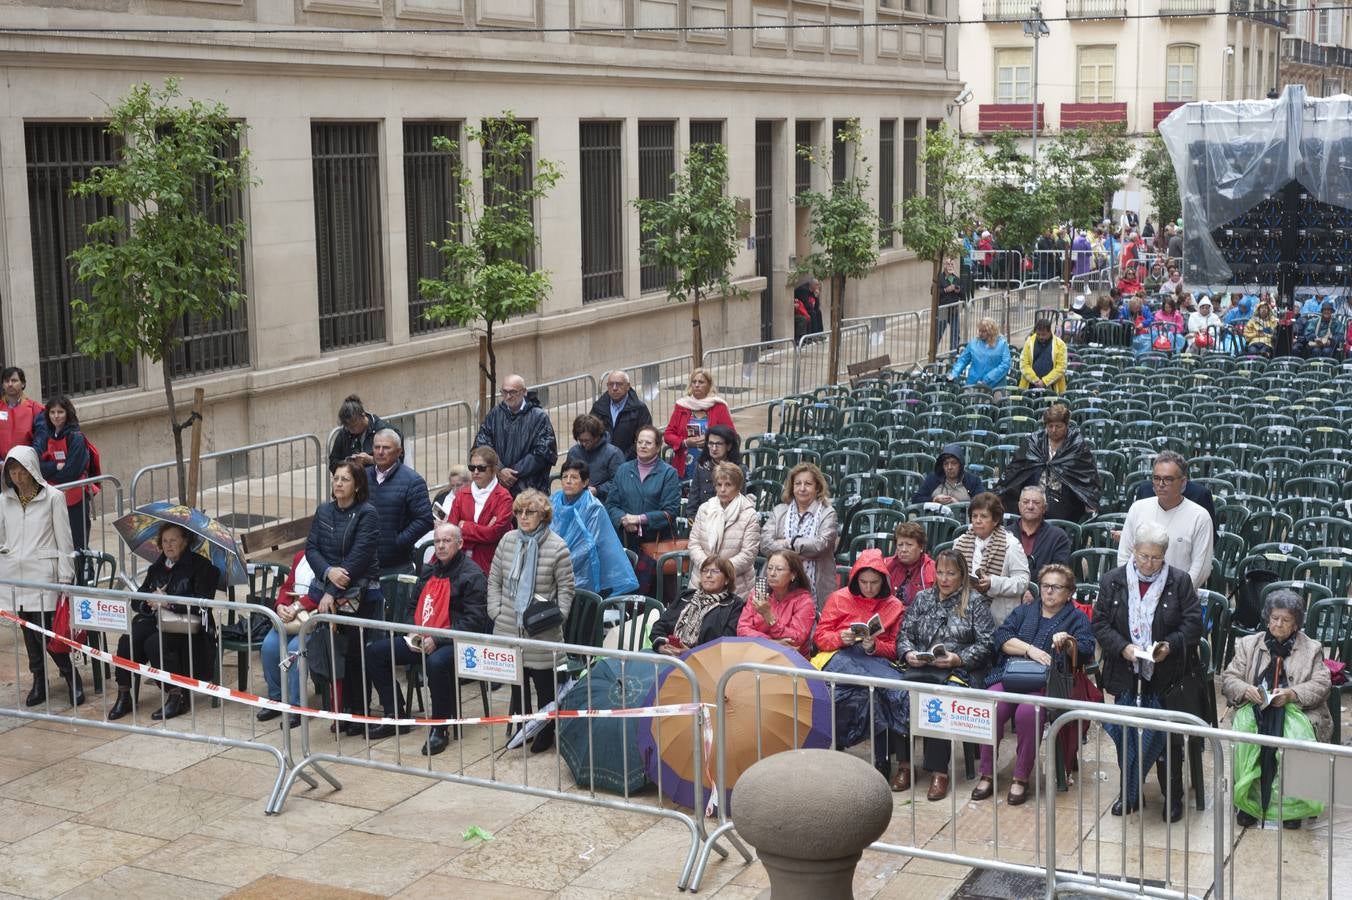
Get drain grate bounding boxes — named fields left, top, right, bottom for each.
left=954, top=869, right=1165, bottom=899
left=213, top=513, right=278, bottom=530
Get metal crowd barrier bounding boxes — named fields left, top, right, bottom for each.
left=280, top=611, right=724, bottom=890
left=701, top=338, right=798, bottom=414
left=687, top=662, right=1224, bottom=896
left=970, top=249, right=1026, bottom=291
left=0, top=575, right=313, bottom=814
left=840, top=311, right=927, bottom=373
left=604, top=352, right=693, bottom=428
left=380, top=399, right=477, bottom=494
left=58, top=474, right=127, bottom=574
left=529, top=374, right=598, bottom=460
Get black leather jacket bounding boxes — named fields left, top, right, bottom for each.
left=1091, top=564, right=1202, bottom=696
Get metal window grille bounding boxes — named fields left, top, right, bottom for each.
left=689, top=120, right=723, bottom=165
left=794, top=120, right=813, bottom=197
left=579, top=122, right=624, bottom=303
left=754, top=121, right=775, bottom=341
left=879, top=120, right=897, bottom=248
left=24, top=123, right=138, bottom=397
left=832, top=119, right=849, bottom=186
left=171, top=130, right=250, bottom=379
left=312, top=122, right=386, bottom=351
left=404, top=121, right=460, bottom=335
left=902, top=119, right=919, bottom=202
left=639, top=121, right=677, bottom=292
left=481, top=118, right=536, bottom=271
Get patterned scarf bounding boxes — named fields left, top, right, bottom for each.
left=785, top=501, right=821, bottom=587
left=954, top=526, right=1008, bottom=581
left=673, top=588, right=734, bottom=648
left=1125, top=559, right=1166, bottom=681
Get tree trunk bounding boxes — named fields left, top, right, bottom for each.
left=478, top=333, right=491, bottom=423
left=161, top=354, right=189, bottom=506
left=691, top=291, right=704, bottom=368
left=827, top=273, right=845, bottom=385
left=186, top=388, right=205, bottom=509
left=927, top=257, right=943, bottom=364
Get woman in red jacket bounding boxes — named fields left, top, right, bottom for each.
left=0, top=367, right=45, bottom=460
left=447, top=446, right=514, bottom=575
left=815, top=550, right=908, bottom=779
left=34, top=397, right=91, bottom=551
left=663, top=368, right=734, bottom=478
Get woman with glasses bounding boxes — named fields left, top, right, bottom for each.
left=1092, top=521, right=1201, bottom=823
left=736, top=549, right=816, bottom=657
left=446, top=446, right=515, bottom=576
left=686, top=424, right=742, bottom=514
left=971, top=563, right=1094, bottom=805
left=762, top=463, right=839, bottom=611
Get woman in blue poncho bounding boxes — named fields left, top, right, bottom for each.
left=552, top=458, right=639, bottom=597
left=949, top=317, right=1010, bottom=391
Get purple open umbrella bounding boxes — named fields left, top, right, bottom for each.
left=637, top=636, right=832, bottom=811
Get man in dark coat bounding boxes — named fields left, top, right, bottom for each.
left=1009, top=485, right=1071, bottom=577
left=474, top=373, right=557, bottom=494
left=365, top=429, right=434, bottom=574
left=589, top=370, right=652, bottom=460
left=328, top=394, right=398, bottom=473
left=362, top=521, right=489, bottom=754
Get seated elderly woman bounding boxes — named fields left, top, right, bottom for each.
left=1221, top=588, right=1333, bottom=830
left=894, top=549, right=996, bottom=800
left=1091, top=521, right=1202, bottom=823
left=551, top=460, right=639, bottom=598
left=953, top=492, right=1029, bottom=626
left=650, top=557, right=745, bottom=654
left=971, top=563, right=1095, bottom=805
left=736, top=549, right=816, bottom=657
left=994, top=403, right=1101, bottom=523
left=688, top=462, right=761, bottom=599
left=762, top=463, right=839, bottom=611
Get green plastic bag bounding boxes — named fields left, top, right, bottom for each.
left=1232, top=703, right=1324, bottom=823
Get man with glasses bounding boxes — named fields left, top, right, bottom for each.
left=1011, top=485, right=1071, bottom=578
left=473, top=374, right=557, bottom=496
left=588, top=370, right=651, bottom=459
left=1118, top=451, right=1213, bottom=589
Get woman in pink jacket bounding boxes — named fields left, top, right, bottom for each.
left=736, top=549, right=815, bottom=657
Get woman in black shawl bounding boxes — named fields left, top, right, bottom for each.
left=994, top=403, right=1100, bottom=523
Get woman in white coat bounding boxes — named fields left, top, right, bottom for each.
left=0, top=446, right=79, bottom=706
left=688, top=463, right=762, bottom=599
left=762, top=463, right=840, bottom=611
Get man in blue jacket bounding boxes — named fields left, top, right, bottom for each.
left=366, top=429, right=434, bottom=574
left=474, top=374, right=557, bottom=496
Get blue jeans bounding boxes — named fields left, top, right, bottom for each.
left=261, top=629, right=302, bottom=705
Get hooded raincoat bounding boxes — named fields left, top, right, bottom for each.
left=0, top=446, right=74, bottom=613
left=913, top=443, right=985, bottom=505
left=551, top=487, right=639, bottom=597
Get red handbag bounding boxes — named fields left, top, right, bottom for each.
left=47, top=594, right=87, bottom=654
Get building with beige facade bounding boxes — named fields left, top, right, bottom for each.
left=0, top=0, right=959, bottom=481
left=1280, top=3, right=1352, bottom=96
left=953, top=0, right=1286, bottom=138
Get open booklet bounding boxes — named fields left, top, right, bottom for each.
left=909, top=643, right=948, bottom=664
left=848, top=614, right=884, bottom=639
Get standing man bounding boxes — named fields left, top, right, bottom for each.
left=1118, top=451, right=1213, bottom=589
left=366, top=429, right=434, bottom=575
left=588, top=370, right=651, bottom=460
left=475, top=374, right=557, bottom=495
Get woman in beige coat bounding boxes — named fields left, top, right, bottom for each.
left=688, top=463, right=761, bottom=599
left=0, top=446, right=79, bottom=707
left=762, top=463, right=839, bottom=611
left=487, top=489, right=575, bottom=753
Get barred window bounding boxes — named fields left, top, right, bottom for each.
left=902, top=119, right=919, bottom=202
left=879, top=120, right=897, bottom=248
left=25, top=123, right=138, bottom=397
left=690, top=120, right=723, bottom=148
left=312, top=122, right=386, bottom=351
left=794, top=120, right=813, bottom=197
left=579, top=122, right=624, bottom=303
left=639, top=121, right=677, bottom=292
left=171, top=130, right=250, bottom=379
left=404, top=121, right=460, bottom=335
left=482, top=118, right=536, bottom=271
left=832, top=118, right=850, bottom=186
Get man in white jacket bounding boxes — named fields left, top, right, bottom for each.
left=1118, top=451, right=1213, bottom=589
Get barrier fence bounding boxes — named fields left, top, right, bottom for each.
left=529, top=374, right=599, bottom=454
left=700, top=338, right=798, bottom=414
left=61, top=474, right=127, bottom=576
left=380, top=399, right=477, bottom=494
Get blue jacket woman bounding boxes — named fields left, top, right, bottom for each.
left=552, top=459, right=639, bottom=597
left=605, top=426, right=681, bottom=545
left=949, top=318, right=1010, bottom=389
left=32, top=397, right=91, bottom=550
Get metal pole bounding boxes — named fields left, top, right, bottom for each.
left=1031, top=7, right=1040, bottom=162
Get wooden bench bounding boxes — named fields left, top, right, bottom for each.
left=847, top=354, right=891, bottom=385
left=239, top=515, right=313, bottom=561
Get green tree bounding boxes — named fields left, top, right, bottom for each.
left=420, top=114, right=562, bottom=416
left=1136, top=131, right=1181, bottom=225
left=68, top=77, right=252, bottom=505
left=632, top=141, right=747, bottom=366
left=1045, top=124, right=1131, bottom=227
left=792, top=119, right=884, bottom=385
left=980, top=130, right=1056, bottom=256
left=901, top=123, right=982, bottom=362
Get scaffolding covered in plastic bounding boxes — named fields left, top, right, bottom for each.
left=1159, top=85, right=1352, bottom=289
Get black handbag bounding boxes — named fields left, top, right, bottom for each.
left=522, top=595, right=564, bottom=637
left=306, top=628, right=347, bottom=683
left=897, top=666, right=955, bottom=685
left=1003, top=658, right=1049, bottom=694
left=1159, top=646, right=1209, bottom=720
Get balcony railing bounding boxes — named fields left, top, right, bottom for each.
left=978, top=103, right=1046, bottom=132
left=1230, top=0, right=1288, bottom=28
left=982, top=0, right=1034, bottom=21
left=1159, top=0, right=1215, bottom=14
left=1061, top=102, right=1128, bottom=127
left=1067, top=0, right=1126, bottom=17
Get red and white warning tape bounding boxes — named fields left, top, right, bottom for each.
left=1, top=610, right=706, bottom=729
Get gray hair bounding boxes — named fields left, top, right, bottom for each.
left=1133, top=521, right=1170, bottom=553
left=433, top=521, right=463, bottom=544
left=1019, top=484, right=1047, bottom=502
left=1262, top=588, right=1305, bottom=629
left=373, top=428, right=403, bottom=449
left=1153, top=451, right=1189, bottom=479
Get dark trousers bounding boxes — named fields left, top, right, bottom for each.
left=365, top=638, right=460, bottom=719
left=20, top=609, right=73, bottom=677
left=935, top=304, right=961, bottom=353
left=510, top=666, right=557, bottom=717
left=66, top=499, right=89, bottom=553
left=145, top=629, right=217, bottom=682
left=899, top=736, right=953, bottom=773
left=114, top=613, right=159, bottom=690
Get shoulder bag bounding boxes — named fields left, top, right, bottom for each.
left=522, top=593, right=564, bottom=636
left=1003, top=658, right=1049, bottom=694
left=158, top=606, right=204, bottom=635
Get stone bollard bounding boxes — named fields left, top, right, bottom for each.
left=733, top=748, right=893, bottom=900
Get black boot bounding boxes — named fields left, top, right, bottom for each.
left=63, top=669, right=84, bottom=707
left=1110, top=794, right=1140, bottom=816
left=530, top=720, right=556, bottom=754
left=24, top=677, right=46, bottom=708
left=1158, top=753, right=1185, bottom=824
left=107, top=690, right=135, bottom=721
left=422, top=726, right=450, bottom=756
left=152, top=689, right=190, bottom=721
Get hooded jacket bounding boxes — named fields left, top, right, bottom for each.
left=589, top=388, right=653, bottom=460
left=0, top=446, right=74, bottom=612
left=565, top=433, right=625, bottom=501
left=815, top=550, right=905, bottom=660
left=474, top=391, right=558, bottom=495
left=913, top=443, right=984, bottom=504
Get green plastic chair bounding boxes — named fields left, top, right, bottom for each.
left=600, top=594, right=663, bottom=652
left=223, top=562, right=290, bottom=692
left=1305, top=597, right=1352, bottom=744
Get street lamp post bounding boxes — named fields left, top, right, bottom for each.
left=1024, top=4, right=1050, bottom=162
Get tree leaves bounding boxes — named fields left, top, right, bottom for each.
left=1136, top=131, right=1180, bottom=225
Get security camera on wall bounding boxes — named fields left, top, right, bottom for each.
left=953, top=88, right=973, bottom=106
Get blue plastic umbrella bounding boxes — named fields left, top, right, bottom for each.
left=114, top=502, right=247, bottom=588
left=558, top=656, right=668, bottom=795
